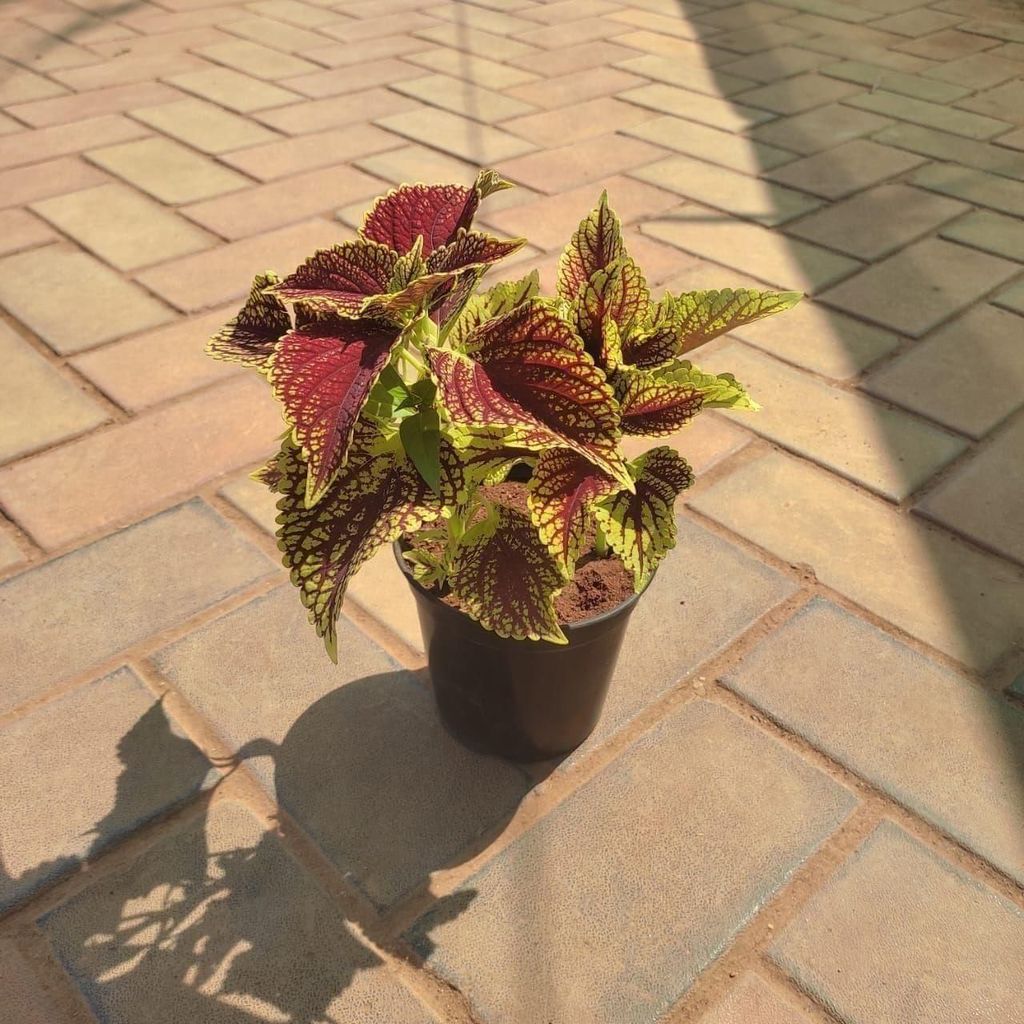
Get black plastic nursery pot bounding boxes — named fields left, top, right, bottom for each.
left=394, top=543, right=647, bottom=763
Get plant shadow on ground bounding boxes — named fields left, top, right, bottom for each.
left=2, top=670, right=543, bottom=1023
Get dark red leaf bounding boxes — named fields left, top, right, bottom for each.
left=270, top=241, right=397, bottom=314
left=361, top=182, right=479, bottom=256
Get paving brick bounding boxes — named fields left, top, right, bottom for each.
left=85, top=26, right=235, bottom=59
left=167, top=65, right=301, bottom=112
left=152, top=586, right=531, bottom=906
left=0, top=500, right=273, bottom=706
left=248, top=0, right=340, bottom=27
left=922, top=51, right=1022, bottom=89
left=716, top=45, right=832, bottom=82
left=404, top=46, right=539, bottom=88
left=425, top=0, right=536, bottom=33
left=704, top=342, right=964, bottom=499
left=690, top=451, right=1024, bottom=671
left=912, top=161, right=1024, bottom=216
left=607, top=6, right=710, bottom=38
left=821, top=59, right=971, bottom=102
left=609, top=29, right=732, bottom=65
left=696, top=1, right=796, bottom=30
left=699, top=974, right=813, bottom=1024
left=872, top=7, right=963, bottom=34
left=625, top=114, right=795, bottom=172
left=918, top=416, right=1024, bottom=564
left=994, top=279, right=1024, bottom=314
left=735, top=73, right=864, bottom=115
left=137, top=217, right=343, bottom=311
left=0, top=208, right=56, bottom=256
left=940, top=208, right=1024, bottom=262
left=196, top=37, right=320, bottom=78
left=130, top=97, right=278, bottom=155
left=219, top=470, right=279, bottom=533
left=623, top=230, right=704, bottom=286
left=784, top=182, right=968, bottom=259
left=623, top=82, right=776, bottom=132
left=320, top=8, right=438, bottom=41
left=820, top=237, right=1018, bottom=337
left=625, top=410, right=752, bottom=473
left=749, top=102, right=891, bottom=153
left=510, top=38, right=646, bottom=75
left=508, top=66, right=646, bottom=110
left=87, top=137, right=249, bottom=204
left=0, top=321, right=107, bottom=462
left=729, top=599, right=1024, bottom=881
left=644, top=206, right=860, bottom=293
left=354, top=142, right=478, bottom=189
left=0, top=66, right=67, bottom=105
left=519, top=0, right=621, bottom=24
left=414, top=21, right=537, bottom=60
left=616, top=53, right=755, bottom=97
left=502, top=97, right=654, bottom=147
left=0, top=244, right=174, bottom=354
left=392, top=73, right=534, bottom=123
left=223, top=14, right=331, bottom=51
left=770, top=823, right=1024, bottom=1024
left=375, top=107, right=535, bottom=164
left=254, top=87, right=417, bottom=135
left=70, top=307, right=242, bottom=412
left=846, top=88, right=1011, bottom=139
left=897, top=25, right=999, bottom=59
left=732, top=298, right=899, bottom=378
left=0, top=157, right=108, bottom=210
left=995, top=125, right=1024, bottom=151
left=5, top=82, right=180, bottom=129
left=409, top=699, right=854, bottom=1022
left=52, top=51, right=206, bottom=91
left=0, top=667, right=214, bottom=911
left=33, top=183, right=216, bottom=271
left=706, top=22, right=808, bottom=52
left=874, top=120, right=1024, bottom=178
left=0, top=115, right=150, bottom=172
left=516, top=14, right=632, bottom=47
left=41, top=800, right=437, bottom=1024
left=283, top=58, right=423, bottom=99
left=303, top=34, right=427, bottom=69
left=0, top=940, right=81, bottom=1024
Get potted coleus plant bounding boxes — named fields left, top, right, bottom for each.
left=207, top=170, right=799, bottom=761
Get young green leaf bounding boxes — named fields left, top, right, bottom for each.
left=557, top=191, right=625, bottom=302
left=671, top=288, right=802, bottom=352
left=661, top=360, right=760, bottom=410
left=400, top=405, right=442, bottom=495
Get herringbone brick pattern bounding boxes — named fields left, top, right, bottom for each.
left=1, top=0, right=1023, bottom=1021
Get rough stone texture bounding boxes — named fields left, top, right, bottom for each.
left=726, top=599, right=1024, bottom=883
left=698, top=974, right=813, bottom=1024
left=0, top=500, right=274, bottom=708
left=770, top=823, right=1024, bottom=1024
left=0, top=940, right=85, bottom=1024
left=41, top=801, right=439, bottom=1024
left=0, top=667, right=214, bottom=911
left=409, top=700, right=856, bottom=1023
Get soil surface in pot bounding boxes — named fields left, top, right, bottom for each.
left=422, top=481, right=635, bottom=625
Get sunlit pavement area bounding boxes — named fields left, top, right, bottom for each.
left=2, top=0, right=1024, bottom=1020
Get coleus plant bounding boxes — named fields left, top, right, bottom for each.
left=207, top=170, right=800, bottom=660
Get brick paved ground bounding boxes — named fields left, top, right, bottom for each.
left=1, top=0, right=1023, bottom=1019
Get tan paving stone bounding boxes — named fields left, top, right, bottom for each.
left=897, top=25, right=999, bottom=59
left=940, top=208, right=1024, bottom=261
left=784, top=13, right=902, bottom=46
left=695, top=1, right=796, bottom=30
left=0, top=115, right=150, bottom=172
left=703, top=342, right=964, bottom=498
left=301, top=33, right=427, bottom=67
left=616, top=53, right=755, bottom=97
left=42, top=800, right=437, bottom=1024
left=715, top=45, right=832, bottom=82
left=222, top=14, right=329, bottom=51
left=283, top=58, right=424, bottom=99
left=729, top=599, right=1024, bottom=880
left=644, top=206, right=860, bottom=293
left=622, top=230, right=704, bottom=286
left=5, top=84, right=178, bottom=131
left=706, top=22, right=808, bottom=52
left=414, top=21, right=537, bottom=59
left=196, top=37, right=320, bottom=78
left=392, top=73, right=534, bottom=122
left=0, top=157, right=109, bottom=210
left=735, top=72, right=864, bottom=115
left=152, top=585, right=530, bottom=905
left=87, top=137, right=249, bottom=204
left=623, top=410, right=750, bottom=471
left=0, top=321, right=108, bottom=462
left=427, top=0, right=536, bottom=33
left=912, top=160, right=1024, bottom=216
left=502, top=97, right=654, bottom=147
left=770, top=823, right=1024, bottom=1024
left=0, top=376, right=283, bottom=549
left=404, top=46, right=539, bottom=88
left=732, top=298, right=899, bottom=378
left=409, top=699, right=854, bottom=1022
left=33, top=183, right=216, bottom=271
left=167, top=65, right=301, bottom=112
left=784, top=182, right=969, bottom=259
left=85, top=26, right=235, bottom=58
left=0, top=500, right=273, bottom=706
left=996, top=125, right=1024, bottom=151
left=0, top=244, right=174, bottom=354
left=872, top=7, right=963, bottom=34
left=0, top=112, right=21, bottom=134
left=354, top=142, right=478, bottom=188
left=820, top=237, right=1018, bottom=336
left=873, top=120, right=1024, bottom=178
left=0, top=666, right=214, bottom=911
left=921, top=51, right=1022, bottom=89
left=622, top=82, right=776, bottom=131
left=510, top=37, right=646, bottom=75
left=375, top=107, right=535, bottom=164
left=0, top=940, right=82, bottom=1024
left=699, top=974, right=812, bottom=1024
left=219, top=470, right=279, bottom=534
left=607, top=6, right=711, bottom=38
left=52, top=52, right=207, bottom=91
left=130, top=97, right=277, bottom=155
left=918, top=416, right=1024, bottom=563
left=0, top=66, right=67, bottom=105
left=508, top=65, right=646, bottom=110
left=821, top=59, right=971, bottom=102
left=70, top=307, right=242, bottom=412
left=248, top=0, right=341, bottom=26
left=0, top=209, right=57, bottom=256
left=690, top=451, right=1024, bottom=671
left=137, top=217, right=344, bottom=311
left=846, top=87, right=1011, bottom=139
left=994, top=279, right=1024, bottom=314
left=749, top=102, right=892, bottom=153
left=220, top=124, right=398, bottom=180
left=253, top=87, right=417, bottom=135
left=609, top=29, right=732, bottom=64
left=516, top=14, right=633, bottom=47
left=765, top=138, right=926, bottom=199
left=519, top=0, right=621, bottom=24
left=320, top=10, right=439, bottom=42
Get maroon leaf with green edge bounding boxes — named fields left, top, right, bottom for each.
left=593, top=446, right=694, bottom=589
left=620, top=294, right=681, bottom=369
left=269, top=315, right=404, bottom=507
left=426, top=230, right=526, bottom=275
left=448, top=270, right=540, bottom=349
left=575, top=256, right=649, bottom=361
left=449, top=504, right=566, bottom=644
left=426, top=300, right=628, bottom=485
left=613, top=367, right=703, bottom=436
left=272, top=437, right=439, bottom=661
left=361, top=182, right=480, bottom=256
left=527, top=449, right=619, bottom=576
left=269, top=241, right=397, bottom=315
left=672, top=288, right=802, bottom=353
left=557, top=190, right=624, bottom=302
left=207, top=272, right=290, bottom=370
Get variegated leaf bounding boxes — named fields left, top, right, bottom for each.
left=269, top=315, right=404, bottom=507
left=613, top=366, right=703, bottom=436
left=447, top=270, right=539, bottom=349
left=557, top=190, right=624, bottom=302
left=207, top=272, right=290, bottom=370
left=361, top=182, right=480, bottom=256
left=593, top=446, right=693, bottom=589
left=272, top=437, right=439, bottom=661
left=449, top=504, right=566, bottom=644
left=426, top=300, right=628, bottom=485
left=269, top=242, right=397, bottom=315
left=620, top=295, right=682, bottom=369
left=660, top=360, right=759, bottom=410
left=527, top=449, right=619, bottom=576
left=426, top=229, right=525, bottom=275
left=575, top=256, right=649, bottom=362
left=672, top=288, right=802, bottom=352
left=474, top=168, right=514, bottom=199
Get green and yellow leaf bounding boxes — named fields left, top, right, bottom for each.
left=613, top=366, right=703, bottom=436
left=557, top=191, right=625, bottom=302
left=671, top=288, right=802, bottom=353
left=574, top=255, right=649, bottom=363
left=661, top=360, right=759, bottom=410
left=447, top=270, right=540, bottom=349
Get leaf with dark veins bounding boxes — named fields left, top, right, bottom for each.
left=269, top=242, right=398, bottom=315
left=557, top=191, right=625, bottom=302
left=207, top=272, right=290, bottom=370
